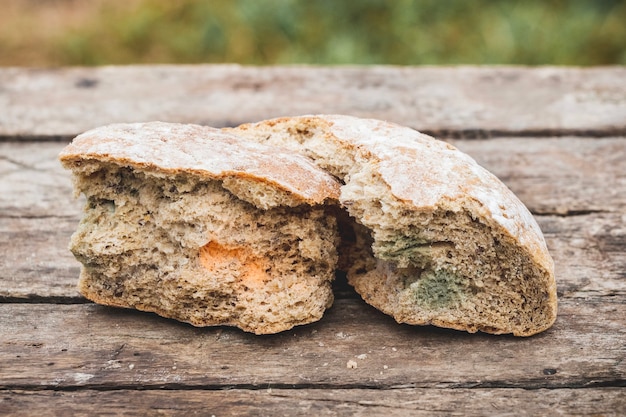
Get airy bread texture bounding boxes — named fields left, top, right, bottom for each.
left=59, top=122, right=340, bottom=334
left=228, top=115, right=558, bottom=336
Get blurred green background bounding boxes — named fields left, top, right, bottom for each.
left=2, top=0, right=625, bottom=66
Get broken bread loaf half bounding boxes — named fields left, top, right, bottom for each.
left=228, top=115, right=558, bottom=336
left=59, top=122, right=340, bottom=334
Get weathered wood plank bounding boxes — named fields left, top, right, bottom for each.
left=539, top=213, right=626, bottom=298
left=1, top=66, right=625, bottom=138
left=1, top=388, right=624, bottom=417
left=0, top=217, right=80, bottom=299
left=0, top=142, right=79, bottom=218
left=2, top=137, right=625, bottom=219
left=448, top=137, right=626, bottom=215
left=2, top=212, right=624, bottom=299
left=0, top=297, right=624, bottom=390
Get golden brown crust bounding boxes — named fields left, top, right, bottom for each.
left=59, top=121, right=340, bottom=205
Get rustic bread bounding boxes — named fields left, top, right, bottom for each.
left=59, top=122, right=340, bottom=334
left=228, top=115, right=558, bottom=336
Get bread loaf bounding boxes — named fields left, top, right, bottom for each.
left=228, top=115, right=558, bottom=336
left=61, top=115, right=557, bottom=336
left=59, top=122, right=340, bottom=334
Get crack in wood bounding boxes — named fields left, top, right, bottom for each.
left=0, top=214, right=79, bottom=220
left=434, top=128, right=626, bottom=140
left=0, top=134, right=74, bottom=143
left=1, top=378, right=625, bottom=392
left=0, top=154, right=37, bottom=171
left=0, top=296, right=88, bottom=305
left=0, top=213, right=79, bottom=220
left=531, top=209, right=613, bottom=217
left=2, top=129, right=626, bottom=144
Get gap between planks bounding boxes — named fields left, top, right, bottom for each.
left=3, top=128, right=626, bottom=143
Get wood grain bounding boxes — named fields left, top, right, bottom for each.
left=1, top=388, right=624, bottom=417
left=0, top=298, right=624, bottom=390
left=0, top=142, right=79, bottom=218
left=448, top=136, right=626, bottom=215
left=0, top=217, right=80, bottom=299
left=1, top=66, right=625, bottom=139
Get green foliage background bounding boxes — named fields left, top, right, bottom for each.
left=4, top=0, right=626, bottom=66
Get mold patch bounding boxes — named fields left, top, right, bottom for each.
left=411, top=269, right=466, bottom=309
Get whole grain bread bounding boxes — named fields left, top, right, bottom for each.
left=61, top=116, right=557, bottom=336
left=59, top=122, right=341, bottom=334
left=228, top=115, right=558, bottom=336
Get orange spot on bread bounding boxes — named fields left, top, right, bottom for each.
left=199, top=241, right=269, bottom=288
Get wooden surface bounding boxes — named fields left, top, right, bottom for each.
left=0, top=65, right=625, bottom=416
left=1, top=65, right=625, bottom=139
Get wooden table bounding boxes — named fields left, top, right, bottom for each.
left=1, top=66, right=625, bottom=416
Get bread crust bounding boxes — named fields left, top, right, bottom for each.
left=59, top=121, right=340, bottom=205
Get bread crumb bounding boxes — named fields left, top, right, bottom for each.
left=391, top=347, right=397, bottom=352
left=346, top=360, right=358, bottom=369
left=128, top=364, right=135, bottom=370
left=356, top=354, right=367, bottom=360
left=383, top=365, right=389, bottom=369
left=318, top=342, right=325, bottom=347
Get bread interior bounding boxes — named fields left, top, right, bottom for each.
left=67, top=160, right=338, bottom=334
